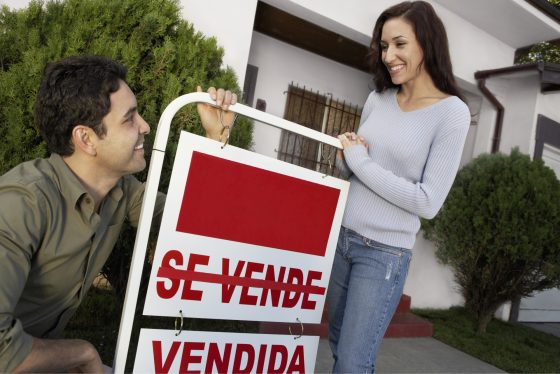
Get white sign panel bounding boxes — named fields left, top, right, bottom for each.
left=143, top=131, right=348, bottom=323
left=133, top=329, right=319, bottom=374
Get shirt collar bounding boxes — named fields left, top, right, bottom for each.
left=48, top=153, right=88, bottom=207
left=48, top=153, right=125, bottom=210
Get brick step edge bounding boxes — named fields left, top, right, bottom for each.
left=395, top=294, right=412, bottom=314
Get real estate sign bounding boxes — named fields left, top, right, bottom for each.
left=136, top=131, right=348, bottom=373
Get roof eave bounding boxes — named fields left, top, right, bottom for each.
left=475, top=62, right=560, bottom=93
left=525, top=0, right=560, bottom=24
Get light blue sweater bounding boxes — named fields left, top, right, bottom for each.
left=338, top=88, right=470, bottom=249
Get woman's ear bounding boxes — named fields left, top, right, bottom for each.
left=71, top=125, right=97, bottom=156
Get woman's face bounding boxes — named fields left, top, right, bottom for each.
left=380, top=17, right=426, bottom=86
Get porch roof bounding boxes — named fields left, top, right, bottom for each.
left=433, top=0, right=560, bottom=49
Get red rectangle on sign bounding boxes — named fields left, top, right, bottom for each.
left=176, top=152, right=340, bottom=257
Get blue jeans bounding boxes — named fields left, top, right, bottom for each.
left=326, top=227, right=412, bottom=373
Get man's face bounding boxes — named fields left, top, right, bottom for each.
left=93, top=80, right=150, bottom=178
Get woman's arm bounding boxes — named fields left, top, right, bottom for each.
left=343, top=108, right=470, bottom=219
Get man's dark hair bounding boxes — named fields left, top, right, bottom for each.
left=369, top=1, right=465, bottom=102
left=35, top=55, right=127, bottom=155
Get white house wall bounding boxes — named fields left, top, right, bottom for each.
left=460, top=91, right=483, bottom=167
left=470, top=75, right=536, bottom=158
left=497, top=75, right=540, bottom=155
left=520, top=289, right=560, bottom=322
left=537, top=91, right=560, bottom=125
left=179, top=0, right=258, bottom=84
left=405, top=234, right=464, bottom=308
left=429, top=2, right=515, bottom=85
left=473, top=95, right=500, bottom=157
left=247, top=32, right=372, bottom=158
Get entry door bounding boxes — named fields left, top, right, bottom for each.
left=519, top=115, right=560, bottom=322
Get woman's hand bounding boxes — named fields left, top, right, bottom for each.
left=196, top=86, right=237, bottom=141
left=338, top=132, right=368, bottom=150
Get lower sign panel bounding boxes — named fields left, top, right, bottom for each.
left=133, top=329, right=319, bottom=373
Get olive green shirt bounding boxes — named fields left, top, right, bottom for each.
left=0, top=154, right=164, bottom=372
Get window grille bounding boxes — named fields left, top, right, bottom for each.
left=277, top=83, right=362, bottom=178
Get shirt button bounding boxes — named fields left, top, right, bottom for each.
left=85, top=197, right=92, bottom=204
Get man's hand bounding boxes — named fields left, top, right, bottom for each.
left=196, top=86, right=238, bottom=141
left=14, top=338, right=103, bottom=373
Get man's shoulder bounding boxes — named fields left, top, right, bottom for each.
left=0, top=159, right=60, bottom=230
left=0, top=158, right=57, bottom=189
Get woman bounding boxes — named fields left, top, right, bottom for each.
left=326, top=1, right=470, bottom=372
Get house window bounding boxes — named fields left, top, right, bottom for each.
left=277, top=83, right=362, bottom=177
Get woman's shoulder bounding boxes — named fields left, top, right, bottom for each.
left=441, top=95, right=470, bottom=118
left=369, top=87, right=398, bottom=100
left=434, top=96, right=471, bottom=133
left=362, top=88, right=397, bottom=110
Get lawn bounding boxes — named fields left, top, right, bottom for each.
left=414, top=306, right=560, bottom=373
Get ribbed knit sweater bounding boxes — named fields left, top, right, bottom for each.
left=338, top=88, right=470, bottom=249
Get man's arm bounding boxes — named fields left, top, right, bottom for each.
left=196, top=86, right=237, bottom=141
left=0, top=183, right=103, bottom=372
left=13, top=338, right=103, bottom=373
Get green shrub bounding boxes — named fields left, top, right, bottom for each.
left=0, top=0, right=253, bottom=302
left=423, top=149, right=560, bottom=333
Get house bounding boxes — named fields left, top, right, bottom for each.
left=3, top=0, right=559, bottom=321
left=179, top=0, right=560, bottom=322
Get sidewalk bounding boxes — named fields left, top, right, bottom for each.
left=314, top=337, right=505, bottom=373
left=521, top=322, right=560, bottom=338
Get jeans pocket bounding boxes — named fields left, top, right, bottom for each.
left=362, top=237, right=406, bottom=257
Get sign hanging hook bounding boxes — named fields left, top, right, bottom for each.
left=218, top=110, right=238, bottom=149
left=174, top=310, right=184, bottom=336
left=289, top=317, right=304, bottom=340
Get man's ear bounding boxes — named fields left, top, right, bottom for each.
left=71, top=125, right=97, bottom=156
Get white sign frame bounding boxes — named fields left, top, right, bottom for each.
left=113, top=93, right=346, bottom=373
left=143, top=132, right=347, bottom=323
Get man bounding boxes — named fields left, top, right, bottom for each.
left=0, top=55, right=236, bottom=372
